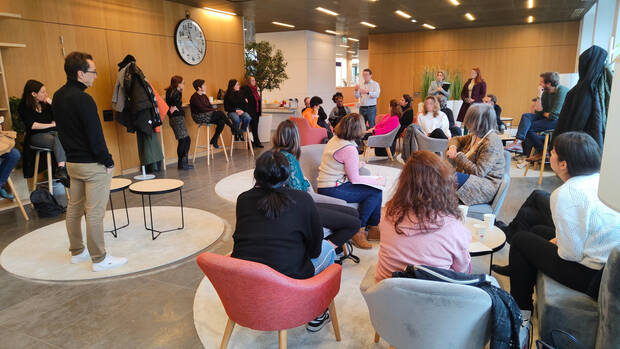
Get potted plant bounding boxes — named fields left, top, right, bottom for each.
left=244, top=41, right=289, bottom=98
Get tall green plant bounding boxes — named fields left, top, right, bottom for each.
left=244, top=41, right=289, bottom=94
left=421, top=66, right=464, bottom=100
left=449, top=70, right=464, bottom=100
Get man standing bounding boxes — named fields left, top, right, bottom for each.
left=53, top=52, right=127, bottom=272
left=505, top=72, right=568, bottom=155
left=355, top=68, right=381, bottom=128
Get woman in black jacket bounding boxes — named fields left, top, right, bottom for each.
left=224, top=79, right=252, bottom=141
left=241, top=76, right=263, bottom=148
left=165, top=75, right=193, bottom=170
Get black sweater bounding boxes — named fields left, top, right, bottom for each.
left=165, top=89, right=184, bottom=117
left=19, top=102, right=55, bottom=136
left=231, top=187, right=323, bottom=279
left=52, top=79, right=114, bottom=168
left=224, top=91, right=247, bottom=113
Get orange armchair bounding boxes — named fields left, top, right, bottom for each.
left=196, top=252, right=342, bottom=349
left=290, top=117, right=328, bottom=146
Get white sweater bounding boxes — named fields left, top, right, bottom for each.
left=550, top=173, right=620, bottom=270
left=418, top=111, right=451, bottom=138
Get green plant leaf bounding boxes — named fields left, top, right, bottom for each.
left=245, top=41, right=289, bottom=93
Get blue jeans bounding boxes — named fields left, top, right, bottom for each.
left=318, top=182, right=382, bottom=227
left=456, top=172, right=470, bottom=188
left=360, top=105, right=377, bottom=128
left=516, top=113, right=557, bottom=142
left=0, top=148, right=20, bottom=186
left=228, top=111, right=251, bottom=133
left=312, top=240, right=336, bottom=275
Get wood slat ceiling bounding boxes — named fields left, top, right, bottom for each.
left=169, top=0, right=596, bottom=49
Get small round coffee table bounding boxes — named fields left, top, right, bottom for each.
left=106, top=178, right=132, bottom=238
left=129, top=179, right=185, bottom=240
left=465, top=217, right=507, bottom=273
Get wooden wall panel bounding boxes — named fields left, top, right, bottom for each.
left=0, top=0, right=244, bottom=173
left=369, top=22, right=579, bottom=123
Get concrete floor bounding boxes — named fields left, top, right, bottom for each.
left=0, top=146, right=562, bottom=349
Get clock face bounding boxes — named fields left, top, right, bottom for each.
left=175, top=19, right=206, bottom=66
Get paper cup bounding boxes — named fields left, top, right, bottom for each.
left=473, top=223, right=487, bottom=239
left=209, top=96, right=214, bottom=103
left=483, top=213, right=495, bottom=229
left=458, top=205, right=469, bottom=221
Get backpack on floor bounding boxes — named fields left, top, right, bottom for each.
left=30, top=189, right=65, bottom=218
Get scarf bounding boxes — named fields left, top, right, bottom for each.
left=250, top=85, right=260, bottom=113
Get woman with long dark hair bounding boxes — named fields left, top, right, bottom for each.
left=375, top=150, right=471, bottom=282
left=224, top=79, right=251, bottom=141
left=18, top=79, right=69, bottom=185
left=231, top=150, right=336, bottom=332
left=165, top=75, right=193, bottom=170
left=272, top=120, right=360, bottom=254
left=396, top=94, right=414, bottom=138
left=457, top=67, right=487, bottom=122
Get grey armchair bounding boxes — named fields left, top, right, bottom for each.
left=364, top=126, right=400, bottom=162
left=360, top=264, right=492, bottom=349
left=536, top=246, right=620, bottom=349
left=414, top=126, right=449, bottom=157
left=468, top=150, right=512, bottom=220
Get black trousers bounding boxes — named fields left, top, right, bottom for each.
left=317, top=119, right=333, bottom=139
left=509, top=231, right=600, bottom=310
left=177, top=136, right=191, bottom=158
left=249, top=113, right=260, bottom=144
left=316, top=203, right=360, bottom=247
left=449, top=126, right=462, bottom=137
left=209, top=111, right=232, bottom=144
left=506, top=190, right=554, bottom=242
left=429, top=128, right=449, bottom=139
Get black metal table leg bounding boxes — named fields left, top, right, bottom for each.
left=139, top=189, right=185, bottom=240
left=105, top=189, right=130, bottom=237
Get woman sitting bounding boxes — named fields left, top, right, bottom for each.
left=303, top=96, right=333, bottom=139
left=493, top=132, right=620, bottom=311
left=446, top=103, right=505, bottom=206
left=18, top=80, right=69, bottom=186
left=231, top=150, right=336, bottom=331
left=375, top=150, right=471, bottom=282
left=396, top=94, right=414, bottom=138
left=272, top=120, right=363, bottom=250
left=317, top=113, right=385, bottom=248
left=417, top=95, right=451, bottom=139
left=328, top=92, right=350, bottom=127
left=223, top=79, right=252, bottom=141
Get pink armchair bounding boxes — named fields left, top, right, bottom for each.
left=196, top=252, right=342, bottom=349
left=290, top=117, right=328, bottom=146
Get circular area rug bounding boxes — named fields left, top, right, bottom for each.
left=215, top=164, right=402, bottom=206
left=0, top=206, right=225, bottom=282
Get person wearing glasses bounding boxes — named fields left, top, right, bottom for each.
left=52, top=52, right=127, bottom=272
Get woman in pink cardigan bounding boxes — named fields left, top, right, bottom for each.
left=363, top=99, right=401, bottom=139
left=375, top=150, right=471, bottom=283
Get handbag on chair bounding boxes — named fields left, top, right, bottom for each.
left=0, top=130, right=16, bottom=156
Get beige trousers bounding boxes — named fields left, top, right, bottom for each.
left=66, top=162, right=112, bottom=263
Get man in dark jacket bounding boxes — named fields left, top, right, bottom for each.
left=52, top=52, right=127, bottom=272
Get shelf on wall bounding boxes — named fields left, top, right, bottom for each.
left=0, top=12, right=21, bottom=20
left=0, top=43, right=25, bottom=48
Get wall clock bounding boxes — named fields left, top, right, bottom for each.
left=175, top=17, right=206, bottom=66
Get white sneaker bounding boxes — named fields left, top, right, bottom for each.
left=71, top=249, right=90, bottom=264
left=92, top=255, right=128, bottom=272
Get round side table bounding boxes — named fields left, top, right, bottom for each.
left=106, top=178, right=132, bottom=238
left=129, top=179, right=185, bottom=240
left=465, top=217, right=507, bottom=273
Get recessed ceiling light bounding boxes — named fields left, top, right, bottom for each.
left=347, top=50, right=356, bottom=54
left=203, top=7, right=236, bottom=16
left=347, top=37, right=359, bottom=42
left=527, top=0, right=534, bottom=9
left=272, top=21, right=295, bottom=28
left=527, top=16, right=534, bottom=23
left=316, top=7, right=339, bottom=16
left=411, top=19, right=417, bottom=23
left=465, top=13, right=475, bottom=21
left=325, top=30, right=340, bottom=35
left=361, top=21, right=377, bottom=28
left=339, top=45, right=350, bottom=48
left=395, top=10, right=411, bottom=19
left=422, top=23, right=436, bottom=30
left=449, top=0, right=460, bottom=5
left=336, top=53, right=344, bottom=56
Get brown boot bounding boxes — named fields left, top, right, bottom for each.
left=367, top=225, right=381, bottom=241
left=351, top=229, right=372, bottom=249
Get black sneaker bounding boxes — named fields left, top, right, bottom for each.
left=210, top=142, right=220, bottom=149
left=55, top=166, right=71, bottom=188
left=306, top=309, right=330, bottom=332
left=253, top=142, right=264, bottom=148
left=491, top=264, right=512, bottom=276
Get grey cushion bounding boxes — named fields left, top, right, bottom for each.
left=414, top=127, right=449, bottom=155
left=467, top=204, right=493, bottom=220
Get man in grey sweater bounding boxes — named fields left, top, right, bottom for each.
left=355, top=68, right=381, bottom=128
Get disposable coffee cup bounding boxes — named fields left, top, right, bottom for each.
left=458, top=205, right=469, bottom=221
left=473, top=223, right=487, bottom=240
left=483, top=213, right=495, bottom=229
left=209, top=96, right=214, bottom=103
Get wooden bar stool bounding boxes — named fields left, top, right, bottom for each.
left=30, top=145, right=70, bottom=198
left=192, top=123, right=229, bottom=166
left=524, top=130, right=553, bottom=185
left=230, top=130, right=254, bottom=157
left=5, top=176, right=29, bottom=221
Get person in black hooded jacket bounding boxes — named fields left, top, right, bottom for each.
left=553, top=45, right=612, bottom=149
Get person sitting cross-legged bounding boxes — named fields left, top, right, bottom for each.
left=492, top=132, right=620, bottom=311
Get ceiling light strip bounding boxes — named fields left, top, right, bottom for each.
left=347, top=37, right=359, bottom=42
left=272, top=21, right=295, bottom=28
left=465, top=13, right=475, bottom=21
left=450, top=0, right=460, bottom=6
left=527, top=0, right=534, bottom=9
left=422, top=23, right=436, bottom=30
left=527, top=16, right=534, bottom=23
left=325, top=29, right=340, bottom=35
left=395, top=10, right=411, bottom=19
left=203, top=7, right=236, bottom=16
left=361, top=21, right=377, bottom=28
left=316, top=7, right=339, bottom=16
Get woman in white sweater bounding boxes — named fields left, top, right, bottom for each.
left=417, top=96, right=451, bottom=139
left=494, top=132, right=620, bottom=310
